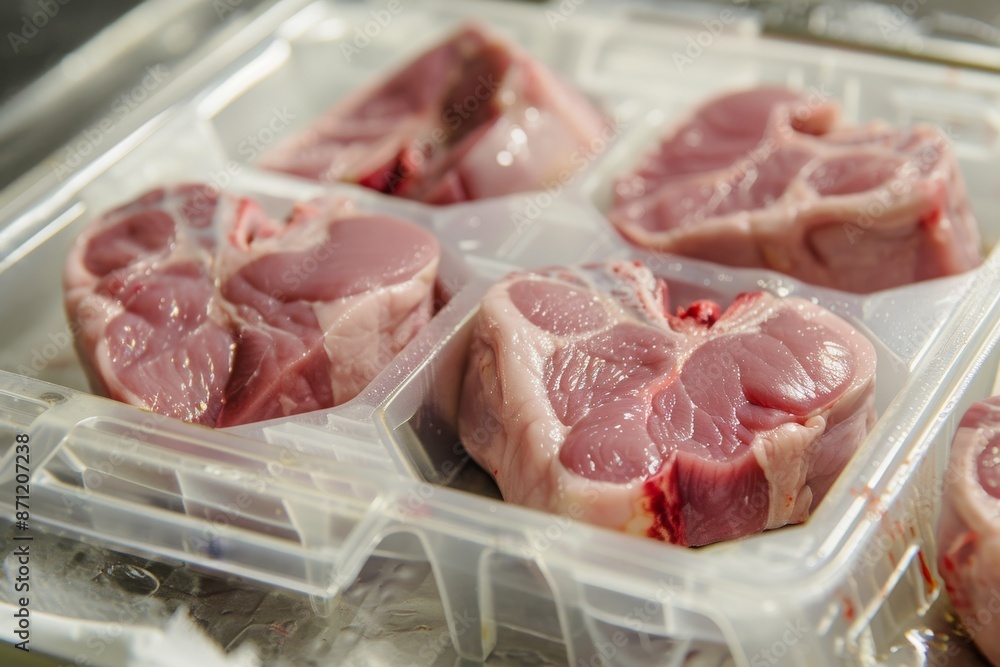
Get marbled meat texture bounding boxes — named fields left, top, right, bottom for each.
left=458, top=260, right=877, bottom=546
left=609, top=87, right=982, bottom=293
left=65, top=183, right=439, bottom=426
left=937, top=396, right=1000, bottom=666
left=260, top=23, right=607, bottom=204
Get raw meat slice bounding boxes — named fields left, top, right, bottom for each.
left=65, top=183, right=439, bottom=427
left=259, top=23, right=607, bottom=204
left=609, top=86, right=982, bottom=293
left=458, top=260, right=877, bottom=546
left=937, top=396, right=1000, bottom=665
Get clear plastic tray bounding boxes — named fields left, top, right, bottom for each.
left=2, top=1, right=1000, bottom=665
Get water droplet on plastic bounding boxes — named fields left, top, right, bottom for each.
left=106, top=564, right=160, bottom=596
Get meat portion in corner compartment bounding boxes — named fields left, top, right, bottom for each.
left=458, top=261, right=877, bottom=547
left=937, top=396, right=1000, bottom=666
left=65, top=184, right=439, bottom=427
left=609, top=87, right=982, bottom=293
left=259, top=23, right=607, bottom=204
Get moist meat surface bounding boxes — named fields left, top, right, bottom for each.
left=260, top=23, right=608, bottom=204
left=609, top=87, right=982, bottom=293
left=65, top=184, right=439, bottom=427
left=937, top=396, right=1000, bottom=665
left=458, top=260, right=877, bottom=546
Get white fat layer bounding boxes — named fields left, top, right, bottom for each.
left=752, top=415, right=826, bottom=529
left=313, top=257, right=438, bottom=405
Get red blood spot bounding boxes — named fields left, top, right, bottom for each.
left=643, top=468, right=685, bottom=545
left=920, top=208, right=941, bottom=229
left=843, top=596, right=855, bottom=621
left=918, top=550, right=936, bottom=594
left=675, top=300, right=722, bottom=327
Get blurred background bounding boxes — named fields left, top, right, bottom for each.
left=0, top=0, right=999, bottom=192
left=0, top=0, right=271, bottom=192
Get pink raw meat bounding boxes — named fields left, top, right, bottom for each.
left=458, top=260, right=877, bottom=546
left=65, top=183, right=439, bottom=427
left=937, top=396, right=1000, bottom=665
left=609, top=86, right=982, bottom=293
left=260, top=23, right=607, bottom=204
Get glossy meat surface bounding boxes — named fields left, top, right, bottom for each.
left=609, top=87, right=982, bottom=292
left=260, top=24, right=607, bottom=204
left=458, top=261, right=877, bottom=546
left=937, top=396, right=1000, bottom=666
left=65, top=184, right=439, bottom=426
